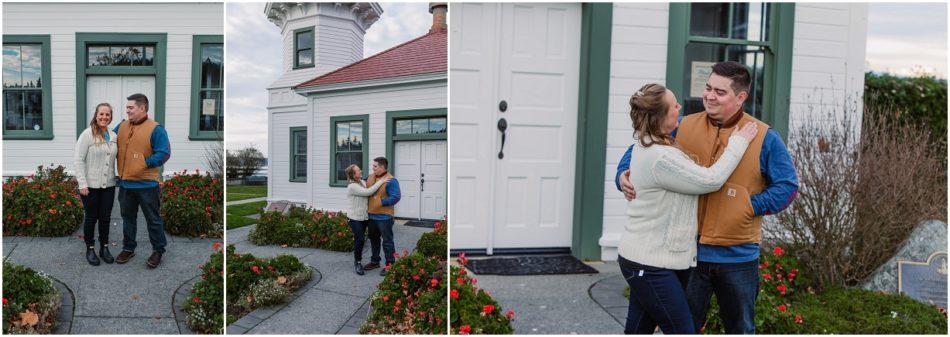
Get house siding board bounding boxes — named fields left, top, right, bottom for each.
left=268, top=110, right=311, bottom=203
left=2, top=3, right=223, bottom=176
left=597, top=3, right=866, bottom=260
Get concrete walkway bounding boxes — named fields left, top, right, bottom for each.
left=226, top=197, right=267, bottom=206
left=463, top=258, right=625, bottom=334
left=2, top=193, right=222, bottom=334
left=226, top=220, right=427, bottom=334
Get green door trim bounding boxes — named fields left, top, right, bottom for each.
left=384, top=108, right=448, bottom=178
left=571, top=3, right=613, bottom=261
left=665, top=3, right=795, bottom=139
left=3, top=35, right=54, bottom=140
left=75, top=32, right=168, bottom=138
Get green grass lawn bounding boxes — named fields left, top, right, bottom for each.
left=227, top=185, right=267, bottom=202
left=226, top=200, right=266, bottom=229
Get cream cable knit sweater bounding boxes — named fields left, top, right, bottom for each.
left=347, top=179, right=386, bottom=221
left=618, top=134, right=751, bottom=270
left=73, top=127, right=117, bottom=190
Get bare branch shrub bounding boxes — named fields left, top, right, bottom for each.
left=768, top=98, right=947, bottom=290
left=204, top=140, right=224, bottom=178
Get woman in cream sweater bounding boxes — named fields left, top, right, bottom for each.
left=73, top=103, right=118, bottom=266
left=344, top=164, right=389, bottom=275
left=619, top=83, right=758, bottom=334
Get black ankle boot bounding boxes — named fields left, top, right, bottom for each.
left=355, top=262, right=365, bottom=275
left=86, top=246, right=100, bottom=266
left=99, top=245, right=114, bottom=264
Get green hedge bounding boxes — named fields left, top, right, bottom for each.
left=161, top=171, right=223, bottom=238
left=248, top=207, right=352, bottom=252
left=865, top=72, right=947, bottom=141
left=225, top=245, right=311, bottom=324
left=416, top=220, right=447, bottom=259
left=449, top=254, right=514, bottom=334
left=2, top=165, right=83, bottom=237
left=184, top=243, right=224, bottom=334
left=2, top=262, right=61, bottom=334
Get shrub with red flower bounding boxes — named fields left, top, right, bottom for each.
left=183, top=243, right=224, bottom=334
left=2, top=165, right=83, bottom=237
left=2, top=262, right=61, bottom=334
left=225, top=245, right=311, bottom=325
left=160, top=170, right=223, bottom=238
left=450, top=253, right=514, bottom=334
left=361, top=218, right=447, bottom=334
left=248, top=207, right=353, bottom=252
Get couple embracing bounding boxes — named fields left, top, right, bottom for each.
left=344, top=157, right=402, bottom=277
left=73, top=93, right=170, bottom=268
left=617, top=61, right=799, bottom=334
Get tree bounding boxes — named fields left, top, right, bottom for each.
left=226, top=145, right=264, bottom=182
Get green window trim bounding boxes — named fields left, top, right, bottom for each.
left=329, top=115, right=369, bottom=187
left=189, top=35, right=224, bottom=140
left=571, top=3, right=612, bottom=261
left=293, top=27, right=315, bottom=70
left=289, top=126, right=307, bottom=182
left=665, top=3, right=795, bottom=139
left=3, top=35, right=53, bottom=140
left=75, top=33, right=167, bottom=139
left=384, top=108, right=448, bottom=177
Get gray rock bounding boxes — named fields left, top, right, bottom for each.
left=862, top=220, right=948, bottom=293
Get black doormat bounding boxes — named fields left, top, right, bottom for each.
left=465, top=255, right=599, bottom=275
left=403, top=220, right=437, bottom=228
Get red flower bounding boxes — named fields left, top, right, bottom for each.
left=450, top=289, right=459, bottom=299
left=49, top=193, right=56, bottom=199
left=66, top=200, right=73, bottom=206
left=2, top=298, right=7, bottom=305
left=412, top=275, right=421, bottom=281
left=776, top=284, right=787, bottom=295
left=395, top=299, right=402, bottom=306
left=763, top=273, right=772, bottom=281
left=212, top=242, right=222, bottom=251
left=48, top=209, right=57, bottom=215
left=773, top=246, right=784, bottom=255
left=430, top=278, right=439, bottom=288
left=482, top=304, right=495, bottom=315
left=777, top=304, right=787, bottom=312
left=251, top=266, right=261, bottom=274
left=459, top=325, right=471, bottom=334
left=267, top=265, right=274, bottom=272
left=193, top=297, right=201, bottom=303
left=382, top=295, right=389, bottom=302
left=795, top=314, right=803, bottom=324
left=457, top=277, right=466, bottom=285
left=506, top=310, right=515, bottom=319
left=776, top=273, right=784, bottom=281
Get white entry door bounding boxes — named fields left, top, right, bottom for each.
left=86, top=76, right=156, bottom=130
left=450, top=3, right=581, bottom=251
left=395, top=140, right=447, bottom=220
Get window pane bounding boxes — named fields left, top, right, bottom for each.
left=395, top=119, right=411, bottom=135
left=731, top=3, right=769, bottom=42
left=88, top=46, right=111, bottom=66
left=18, top=45, right=41, bottom=88
left=200, top=44, right=223, bottom=89
left=411, top=118, right=428, bottom=134
left=3, top=45, right=23, bottom=88
left=295, top=131, right=306, bottom=154
left=23, top=90, right=43, bottom=130
left=336, top=122, right=350, bottom=151
left=429, top=117, right=446, bottom=133
left=682, top=42, right=766, bottom=118
left=89, top=45, right=154, bottom=67
left=297, top=49, right=313, bottom=66
left=198, top=90, right=222, bottom=132
left=143, top=46, right=154, bottom=66
left=297, top=31, right=314, bottom=50
left=336, top=152, right=362, bottom=182
left=349, top=121, right=363, bottom=151
left=690, top=3, right=730, bottom=38
left=4, top=91, right=24, bottom=130
left=295, top=155, right=307, bottom=178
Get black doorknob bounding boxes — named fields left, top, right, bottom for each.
left=497, top=118, right=508, bottom=159
left=499, top=100, right=507, bottom=112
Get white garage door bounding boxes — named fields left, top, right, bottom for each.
left=450, top=3, right=581, bottom=252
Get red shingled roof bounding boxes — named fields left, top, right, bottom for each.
left=295, top=29, right=447, bottom=89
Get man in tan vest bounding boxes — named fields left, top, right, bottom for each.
left=615, top=62, right=799, bottom=333
left=366, top=157, right=401, bottom=276
left=112, top=93, right=172, bottom=269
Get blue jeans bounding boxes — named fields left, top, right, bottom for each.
left=686, top=259, right=759, bottom=334
left=368, top=217, right=395, bottom=265
left=80, top=186, right=115, bottom=246
left=349, top=219, right=381, bottom=264
left=618, top=256, right=696, bottom=334
left=119, top=186, right=167, bottom=253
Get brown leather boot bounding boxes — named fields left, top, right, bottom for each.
left=146, top=251, right=163, bottom=269
left=115, top=251, right=135, bottom=264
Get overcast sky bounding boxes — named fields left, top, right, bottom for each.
left=866, top=3, right=947, bottom=78
left=225, top=2, right=430, bottom=156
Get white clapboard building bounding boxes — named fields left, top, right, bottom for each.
left=265, top=2, right=448, bottom=220
left=2, top=2, right=224, bottom=177
left=450, top=3, right=867, bottom=259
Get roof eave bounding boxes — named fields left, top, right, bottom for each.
left=293, top=72, right=446, bottom=95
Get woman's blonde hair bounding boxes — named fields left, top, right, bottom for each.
left=89, top=103, right=113, bottom=142
left=344, top=164, right=364, bottom=186
left=629, top=83, right=675, bottom=147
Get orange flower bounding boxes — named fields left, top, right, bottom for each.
left=48, top=209, right=57, bottom=215
left=212, top=242, right=222, bottom=251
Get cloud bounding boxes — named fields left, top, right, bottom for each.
left=866, top=3, right=948, bottom=78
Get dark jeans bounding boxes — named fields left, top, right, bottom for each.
left=618, top=256, right=695, bottom=334
left=349, top=219, right=381, bottom=264
left=119, top=186, right=167, bottom=254
left=368, top=217, right=395, bottom=265
left=686, top=259, right=760, bottom=334
left=80, top=186, right=115, bottom=247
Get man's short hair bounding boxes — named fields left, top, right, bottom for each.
left=127, top=93, right=149, bottom=112
left=712, top=61, right=751, bottom=95
left=373, top=157, right=389, bottom=170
